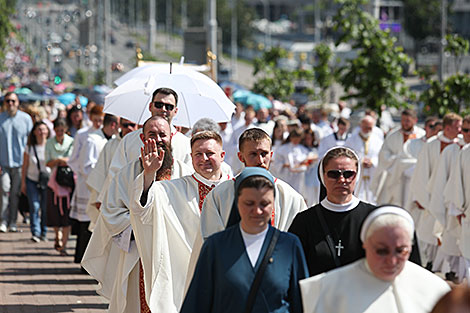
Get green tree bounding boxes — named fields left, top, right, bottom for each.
left=445, top=34, right=469, bottom=74
left=252, top=47, right=295, bottom=101
left=313, top=43, right=334, bottom=103
left=333, top=0, right=411, bottom=113
left=0, top=0, right=16, bottom=63
left=74, top=69, right=88, bottom=85
left=420, top=74, right=470, bottom=116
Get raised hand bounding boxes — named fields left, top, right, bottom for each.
left=141, top=138, right=165, bottom=175
left=141, top=138, right=165, bottom=192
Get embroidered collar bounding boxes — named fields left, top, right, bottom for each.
left=321, top=196, right=360, bottom=212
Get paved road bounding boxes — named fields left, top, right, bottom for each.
left=0, top=223, right=108, bottom=312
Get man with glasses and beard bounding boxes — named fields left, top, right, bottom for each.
left=82, top=116, right=192, bottom=313
left=0, top=92, right=33, bottom=233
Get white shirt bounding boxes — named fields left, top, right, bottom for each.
left=240, top=225, right=268, bottom=267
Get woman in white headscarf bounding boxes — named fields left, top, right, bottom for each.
left=300, top=205, right=450, bottom=313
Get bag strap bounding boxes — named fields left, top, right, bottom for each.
left=314, top=208, right=341, bottom=267
left=32, top=144, right=42, bottom=172
left=244, top=228, right=280, bottom=313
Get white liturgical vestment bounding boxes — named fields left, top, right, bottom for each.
left=81, top=159, right=192, bottom=313
left=409, top=132, right=458, bottom=245
left=344, top=132, right=383, bottom=204
left=85, top=134, right=122, bottom=230
left=129, top=171, right=230, bottom=312
left=372, top=126, right=425, bottom=205
left=444, top=143, right=470, bottom=260
left=300, top=259, right=450, bottom=313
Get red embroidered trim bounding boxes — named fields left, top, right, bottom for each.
left=139, top=260, right=152, bottom=313
left=192, top=175, right=215, bottom=212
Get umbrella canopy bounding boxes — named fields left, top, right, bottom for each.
left=14, top=87, right=33, bottom=95
left=114, top=63, right=210, bottom=86
left=57, top=93, right=88, bottom=107
left=105, top=69, right=235, bottom=128
left=233, top=90, right=272, bottom=111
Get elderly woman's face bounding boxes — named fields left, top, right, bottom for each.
left=363, top=226, right=412, bottom=281
left=238, top=187, right=274, bottom=234
left=323, top=156, right=357, bottom=203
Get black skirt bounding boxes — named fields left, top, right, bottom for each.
left=46, top=187, right=71, bottom=227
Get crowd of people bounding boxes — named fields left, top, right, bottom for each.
left=1, top=86, right=470, bottom=313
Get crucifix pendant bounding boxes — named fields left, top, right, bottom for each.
left=335, top=239, right=344, bottom=257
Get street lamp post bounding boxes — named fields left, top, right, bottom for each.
left=208, top=0, right=218, bottom=81
left=231, top=0, right=238, bottom=79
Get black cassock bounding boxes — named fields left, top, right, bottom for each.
left=289, top=201, right=421, bottom=276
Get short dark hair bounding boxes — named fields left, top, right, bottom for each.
left=190, top=130, right=222, bottom=148
left=424, top=116, right=438, bottom=127
left=237, top=175, right=274, bottom=196
left=152, top=87, right=178, bottom=106
left=53, top=117, right=68, bottom=130
left=103, top=114, right=118, bottom=127
left=402, top=108, right=417, bottom=119
left=239, top=128, right=272, bottom=151
left=337, top=117, right=350, bottom=127
left=463, top=115, right=470, bottom=124
left=3, top=91, right=18, bottom=99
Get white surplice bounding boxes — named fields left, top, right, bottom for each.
left=68, top=129, right=109, bottom=222
left=444, top=144, right=470, bottom=262
left=85, top=134, right=122, bottom=230
left=428, top=143, right=467, bottom=277
left=300, top=259, right=450, bottom=313
left=372, top=126, right=425, bottom=205
left=317, top=132, right=349, bottom=158
left=345, top=132, right=383, bottom=204
left=409, top=133, right=457, bottom=247
left=81, top=159, right=192, bottom=313
left=129, top=172, right=230, bottom=312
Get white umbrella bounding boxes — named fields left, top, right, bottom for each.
left=114, top=63, right=210, bottom=86
left=104, top=69, right=235, bottom=128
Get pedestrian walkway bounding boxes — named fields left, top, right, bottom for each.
left=0, top=223, right=108, bottom=312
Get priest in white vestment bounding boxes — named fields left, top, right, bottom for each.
left=408, top=113, right=463, bottom=268
left=443, top=116, right=470, bottom=283
left=81, top=116, right=192, bottom=313
left=372, top=109, right=425, bottom=205
left=201, top=128, right=307, bottom=239
left=300, top=206, right=450, bottom=313
left=345, top=115, right=383, bottom=204
left=317, top=117, right=350, bottom=158
left=129, top=130, right=230, bottom=312
left=85, top=118, right=138, bottom=230
left=69, top=113, right=119, bottom=264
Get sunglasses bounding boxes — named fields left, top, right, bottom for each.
left=5, top=99, right=16, bottom=103
left=462, top=128, right=470, bottom=133
left=326, top=169, right=356, bottom=180
left=121, top=122, right=136, bottom=128
left=374, top=246, right=410, bottom=258
left=153, top=101, right=175, bottom=111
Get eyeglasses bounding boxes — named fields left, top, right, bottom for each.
left=121, top=122, right=136, bottom=128
left=326, top=169, right=356, bottom=181
left=374, top=246, right=411, bottom=258
left=153, top=101, right=175, bottom=111
left=462, top=128, right=470, bottom=133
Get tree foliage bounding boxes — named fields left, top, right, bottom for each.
left=420, top=34, right=470, bottom=116
left=420, top=74, right=470, bottom=116
left=313, top=43, right=334, bottom=103
left=333, top=0, right=411, bottom=112
left=0, top=0, right=16, bottom=61
left=445, top=34, right=469, bottom=74
left=252, top=47, right=295, bottom=101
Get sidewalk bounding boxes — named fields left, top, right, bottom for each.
left=0, top=222, right=108, bottom=312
